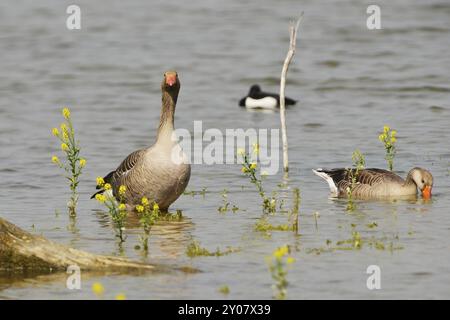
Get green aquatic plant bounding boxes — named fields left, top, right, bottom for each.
left=95, top=180, right=128, bottom=243
left=378, top=125, right=397, bottom=171
left=266, top=245, right=295, bottom=300
left=290, top=188, right=300, bottom=233
left=238, top=145, right=276, bottom=213
left=186, top=240, right=239, bottom=258
left=217, top=189, right=239, bottom=213
left=254, top=217, right=294, bottom=232
left=307, top=224, right=403, bottom=254
left=346, top=150, right=366, bottom=212
left=183, top=187, right=207, bottom=197
left=51, top=107, right=85, bottom=217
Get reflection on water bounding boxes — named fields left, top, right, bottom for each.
left=93, top=209, right=194, bottom=260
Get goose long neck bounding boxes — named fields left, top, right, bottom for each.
left=404, top=170, right=416, bottom=187
left=156, top=90, right=177, bottom=144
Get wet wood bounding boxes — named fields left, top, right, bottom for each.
left=0, top=216, right=159, bottom=273
left=279, top=12, right=303, bottom=174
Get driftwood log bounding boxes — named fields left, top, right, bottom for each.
left=0, top=216, right=167, bottom=273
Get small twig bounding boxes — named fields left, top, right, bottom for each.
left=279, top=13, right=303, bottom=174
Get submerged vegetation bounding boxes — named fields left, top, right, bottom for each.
left=306, top=223, right=403, bottom=255
left=378, top=125, right=397, bottom=171
left=51, top=107, right=85, bottom=217
left=217, top=189, right=239, bottom=213
left=186, top=240, right=240, bottom=257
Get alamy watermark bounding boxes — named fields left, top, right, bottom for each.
left=366, top=265, right=381, bottom=290
left=366, top=5, right=381, bottom=30
left=172, top=121, right=280, bottom=175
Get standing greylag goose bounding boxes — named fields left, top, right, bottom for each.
left=313, top=167, right=433, bottom=199
left=239, top=84, right=297, bottom=109
left=92, top=71, right=190, bottom=211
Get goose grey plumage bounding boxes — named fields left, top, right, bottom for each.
left=313, top=167, right=433, bottom=199
left=92, top=71, right=190, bottom=211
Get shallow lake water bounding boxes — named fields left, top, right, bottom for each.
left=0, top=0, right=450, bottom=299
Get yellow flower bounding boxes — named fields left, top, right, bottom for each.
left=391, top=130, right=397, bottom=137
left=96, top=176, right=105, bottom=187
left=141, top=197, right=149, bottom=206
left=62, top=107, right=71, bottom=120
left=62, top=131, right=69, bottom=141
left=378, top=133, right=386, bottom=142
left=52, top=128, right=59, bottom=136
left=61, top=143, right=69, bottom=151
left=95, top=194, right=106, bottom=203
left=383, top=125, right=390, bottom=133
left=250, top=162, right=257, bottom=170
left=104, top=183, right=112, bottom=190
left=92, top=282, right=104, bottom=296
left=273, top=246, right=289, bottom=259
left=115, top=293, right=126, bottom=300
left=118, top=203, right=126, bottom=211
left=60, top=123, right=67, bottom=132
left=153, top=203, right=159, bottom=211
left=119, top=185, right=127, bottom=196
left=136, top=205, right=144, bottom=213
left=391, top=137, right=397, bottom=143
left=286, top=257, right=295, bottom=264
left=241, top=167, right=247, bottom=173
left=273, top=250, right=284, bottom=259
left=237, top=148, right=245, bottom=156
left=51, top=155, right=59, bottom=164
left=79, top=158, right=86, bottom=168
left=252, top=143, right=259, bottom=155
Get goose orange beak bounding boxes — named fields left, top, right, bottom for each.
left=422, top=186, right=432, bottom=199
left=165, top=74, right=177, bottom=86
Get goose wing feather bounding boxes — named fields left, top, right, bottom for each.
left=91, top=149, right=146, bottom=199
left=109, top=149, right=146, bottom=184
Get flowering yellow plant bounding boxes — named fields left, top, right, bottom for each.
left=267, top=245, right=294, bottom=300
left=119, top=185, right=127, bottom=196
left=378, top=125, right=397, bottom=171
left=51, top=107, right=84, bottom=216
left=95, top=183, right=128, bottom=243
left=62, top=107, right=71, bottom=120
left=96, top=176, right=105, bottom=187
left=239, top=148, right=275, bottom=213
left=92, top=282, right=104, bottom=296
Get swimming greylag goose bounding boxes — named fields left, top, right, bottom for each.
left=239, top=84, right=297, bottom=109
left=92, top=71, right=191, bottom=211
left=313, top=167, right=433, bottom=199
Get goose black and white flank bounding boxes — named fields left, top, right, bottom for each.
left=239, top=84, right=297, bottom=109
left=91, top=71, right=191, bottom=212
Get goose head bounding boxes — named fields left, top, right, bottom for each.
left=410, top=167, right=433, bottom=199
left=162, top=71, right=180, bottom=93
